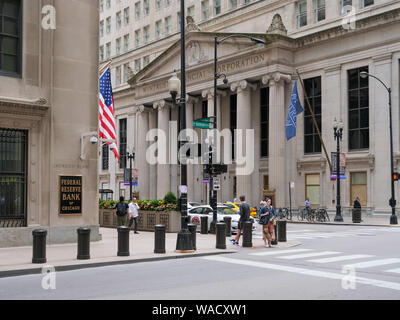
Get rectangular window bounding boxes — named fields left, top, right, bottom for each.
left=106, top=42, right=111, bottom=59
left=143, top=25, right=150, bottom=43
left=102, top=142, right=109, bottom=171
left=304, top=76, right=322, bottom=154
left=143, top=55, right=150, bottom=66
left=135, top=58, right=141, bottom=73
left=306, top=174, right=320, bottom=206
left=156, top=0, right=162, bottom=10
left=229, top=0, right=238, bottom=9
left=0, top=0, right=22, bottom=76
left=230, top=94, right=237, bottom=161
left=106, top=0, right=111, bottom=9
left=340, top=0, right=352, bottom=14
left=260, top=87, right=269, bottom=158
left=99, top=46, right=104, bottom=62
left=135, top=2, right=141, bottom=19
left=144, top=0, right=150, bottom=15
left=123, top=63, right=130, bottom=82
left=348, top=66, right=369, bottom=150
left=124, top=7, right=130, bottom=24
left=0, top=128, right=28, bottom=227
left=106, top=16, right=111, bottom=33
left=165, top=16, right=171, bottom=35
left=135, top=30, right=141, bottom=47
left=297, top=0, right=307, bottom=28
left=115, top=38, right=121, bottom=55
left=100, top=20, right=104, bottom=37
left=314, top=0, right=325, bottom=22
left=187, top=5, right=195, bottom=18
left=362, top=0, right=374, bottom=8
left=115, top=66, right=121, bottom=86
left=100, top=0, right=104, bottom=12
left=116, top=11, right=121, bottom=30
left=165, top=0, right=170, bottom=6
left=155, top=20, right=162, bottom=39
left=119, top=119, right=127, bottom=169
left=350, top=172, right=367, bottom=206
left=177, top=12, right=181, bottom=30
left=201, top=1, right=209, bottom=20
left=124, top=34, right=129, bottom=52
left=214, top=0, right=221, bottom=15
left=202, top=100, right=208, bottom=119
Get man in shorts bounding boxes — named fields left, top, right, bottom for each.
left=230, top=195, right=250, bottom=246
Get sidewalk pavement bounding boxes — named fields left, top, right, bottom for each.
left=0, top=227, right=300, bottom=278
left=286, top=212, right=400, bottom=227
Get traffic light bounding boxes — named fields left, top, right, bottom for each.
left=393, top=172, right=400, bottom=181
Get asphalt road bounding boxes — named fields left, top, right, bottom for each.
left=1, top=223, right=400, bottom=300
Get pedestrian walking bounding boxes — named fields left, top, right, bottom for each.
left=260, top=198, right=276, bottom=248
left=114, top=196, right=129, bottom=227
left=128, top=197, right=140, bottom=234
left=230, top=195, right=250, bottom=246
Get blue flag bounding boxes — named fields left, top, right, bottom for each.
left=286, top=81, right=304, bottom=141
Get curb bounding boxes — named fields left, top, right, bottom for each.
left=0, top=250, right=237, bottom=279
left=286, top=220, right=400, bottom=227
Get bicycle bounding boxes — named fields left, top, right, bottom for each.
left=277, top=208, right=291, bottom=220
left=298, top=208, right=309, bottom=221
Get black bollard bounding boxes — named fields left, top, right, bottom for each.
left=187, top=224, right=197, bottom=251
left=216, top=222, right=226, bottom=249
left=154, top=224, right=166, bottom=254
left=352, top=208, right=361, bottom=223
left=223, top=216, right=232, bottom=237
left=77, top=227, right=91, bottom=260
left=117, top=226, right=130, bottom=256
left=242, top=221, right=253, bottom=247
left=32, top=229, right=47, bottom=263
left=277, top=219, right=287, bottom=242
left=200, top=215, right=208, bottom=234
left=271, top=223, right=278, bottom=245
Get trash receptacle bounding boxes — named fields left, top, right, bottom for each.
left=154, top=224, right=166, bottom=254
left=223, top=216, right=232, bottom=237
left=242, top=221, right=253, bottom=247
left=32, top=229, right=47, bottom=264
left=277, top=219, right=287, bottom=242
left=77, top=227, right=91, bottom=260
left=200, top=216, right=208, bottom=234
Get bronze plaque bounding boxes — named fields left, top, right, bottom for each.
left=59, top=175, right=83, bottom=215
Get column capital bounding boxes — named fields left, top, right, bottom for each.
left=230, top=80, right=257, bottom=93
left=186, top=94, right=199, bottom=104
left=153, top=100, right=172, bottom=110
left=202, top=88, right=213, bottom=99
left=266, top=72, right=292, bottom=86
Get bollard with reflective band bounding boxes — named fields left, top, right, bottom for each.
left=200, top=215, right=208, bottom=234
left=277, top=219, right=287, bottom=242
left=187, top=224, right=197, bottom=250
left=32, top=229, right=47, bottom=263
left=352, top=208, right=361, bottom=223
left=271, top=223, right=278, bottom=245
left=77, top=227, right=91, bottom=260
left=117, top=226, right=130, bottom=256
left=216, top=222, right=226, bottom=249
left=154, top=224, right=166, bottom=254
left=242, top=221, right=253, bottom=247
left=223, top=216, right=231, bottom=237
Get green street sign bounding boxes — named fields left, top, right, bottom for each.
left=193, top=120, right=213, bottom=129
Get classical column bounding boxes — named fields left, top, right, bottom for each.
left=153, top=100, right=170, bottom=199
left=268, top=73, right=291, bottom=208
left=230, top=80, right=257, bottom=204
left=136, top=105, right=149, bottom=200
left=148, top=108, right=157, bottom=200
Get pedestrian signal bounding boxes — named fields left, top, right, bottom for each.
left=393, top=172, right=400, bottom=181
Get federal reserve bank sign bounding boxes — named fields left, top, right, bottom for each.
left=59, top=175, right=83, bottom=215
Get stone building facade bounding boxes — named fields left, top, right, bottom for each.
left=0, top=0, right=101, bottom=246
left=102, top=0, right=400, bottom=217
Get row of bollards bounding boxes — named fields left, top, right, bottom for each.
left=31, top=219, right=288, bottom=263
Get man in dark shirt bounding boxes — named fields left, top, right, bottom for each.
left=230, top=195, right=250, bottom=246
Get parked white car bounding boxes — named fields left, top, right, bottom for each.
left=187, top=202, right=203, bottom=210
left=187, top=205, right=255, bottom=234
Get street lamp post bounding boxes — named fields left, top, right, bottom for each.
left=127, top=151, right=135, bottom=201
left=209, top=34, right=266, bottom=233
left=168, top=0, right=193, bottom=251
left=360, top=71, right=398, bottom=224
left=333, top=119, right=344, bottom=222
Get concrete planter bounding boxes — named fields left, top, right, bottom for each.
left=99, top=209, right=181, bottom=232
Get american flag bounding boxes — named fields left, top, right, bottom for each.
left=99, top=67, right=119, bottom=162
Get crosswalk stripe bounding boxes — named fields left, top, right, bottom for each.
left=384, top=268, right=400, bottom=274
left=249, top=248, right=313, bottom=256
left=345, top=258, right=400, bottom=269
left=278, top=251, right=341, bottom=260
left=309, top=254, right=374, bottom=263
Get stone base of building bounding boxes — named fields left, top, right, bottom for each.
left=0, top=225, right=102, bottom=248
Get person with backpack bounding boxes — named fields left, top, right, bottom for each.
left=114, top=196, right=129, bottom=227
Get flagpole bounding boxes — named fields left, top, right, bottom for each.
left=99, top=59, right=112, bottom=75
left=296, top=69, right=332, bottom=173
